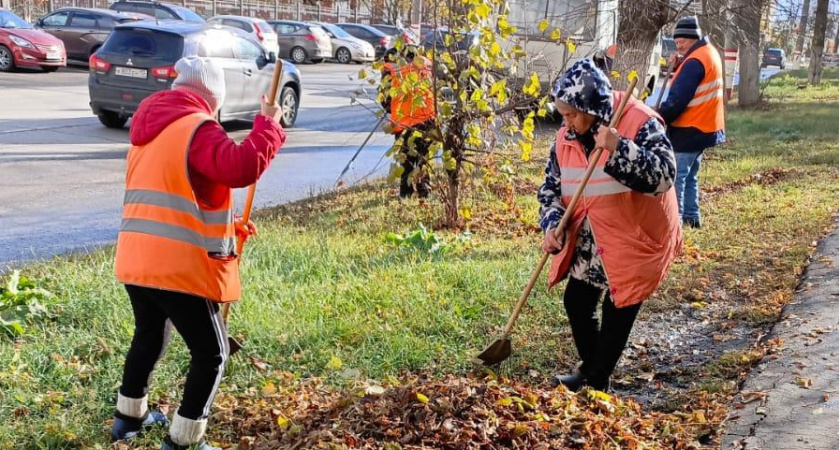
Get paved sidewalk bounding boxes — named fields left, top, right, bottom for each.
left=723, top=229, right=839, bottom=449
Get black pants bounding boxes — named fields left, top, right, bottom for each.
left=119, top=285, right=229, bottom=420
left=397, top=123, right=432, bottom=199
left=563, top=277, right=641, bottom=389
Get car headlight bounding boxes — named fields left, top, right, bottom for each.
left=10, top=36, right=34, bottom=49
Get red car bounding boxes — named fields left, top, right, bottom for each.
left=0, top=8, right=66, bottom=72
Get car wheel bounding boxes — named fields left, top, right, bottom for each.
left=42, top=66, right=60, bottom=73
left=0, top=45, right=15, bottom=72
left=290, top=46, right=307, bottom=64
left=336, top=47, right=352, bottom=64
left=98, top=111, right=128, bottom=129
left=279, top=86, right=298, bottom=128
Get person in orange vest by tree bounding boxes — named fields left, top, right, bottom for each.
left=656, top=16, right=726, bottom=229
left=110, top=56, right=285, bottom=450
left=380, top=45, right=436, bottom=199
left=539, top=60, right=682, bottom=392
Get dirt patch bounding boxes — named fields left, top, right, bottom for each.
left=704, top=168, right=800, bottom=201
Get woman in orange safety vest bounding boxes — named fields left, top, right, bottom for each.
left=539, top=60, right=682, bottom=392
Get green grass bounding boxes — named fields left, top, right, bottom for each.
left=0, top=70, right=837, bottom=449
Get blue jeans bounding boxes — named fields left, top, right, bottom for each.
left=674, top=151, right=703, bottom=221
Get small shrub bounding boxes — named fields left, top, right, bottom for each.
left=0, top=271, right=54, bottom=337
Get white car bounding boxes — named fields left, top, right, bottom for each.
left=313, top=22, right=375, bottom=64
left=207, top=15, right=279, bottom=57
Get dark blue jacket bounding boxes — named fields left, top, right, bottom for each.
left=657, top=37, right=725, bottom=153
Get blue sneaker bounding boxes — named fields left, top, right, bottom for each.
left=111, top=410, right=168, bottom=442
left=161, top=436, right=221, bottom=450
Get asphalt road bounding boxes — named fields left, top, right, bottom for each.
left=0, top=63, right=392, bottom=268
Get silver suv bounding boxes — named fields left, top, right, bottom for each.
left=88, top=21, right=301, bottom=128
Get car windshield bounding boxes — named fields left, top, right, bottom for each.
left=320, top=23, right=350, bottom=38
left=0, top=10, right=33, bottom=29
left=768, top=49, right=782, bottom=56
left=173, top=6, right=204, bottom=23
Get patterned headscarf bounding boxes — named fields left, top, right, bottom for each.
left=552, top=59, right=614, bottom=124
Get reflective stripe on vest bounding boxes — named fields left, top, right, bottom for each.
left=121, top=188, right=235, bottom=255
left=670, top=43, right=725, bottom=133
left=124, top=189, right=232, bottom=225
left=120, top=218, right=235, bottom=255
left=560, top=166, right=632, bottom=197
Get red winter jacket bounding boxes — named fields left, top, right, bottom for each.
left=130, top=88, right=286, bottom=208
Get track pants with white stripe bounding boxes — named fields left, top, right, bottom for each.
left=119, top=284, right=229, bottom=420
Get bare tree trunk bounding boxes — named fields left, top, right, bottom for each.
left=614, top=0, right=672, bottom=92
left=442, top=117, right=464, bottom=228
left=808, top=0, right=829, bottom=84
left=735, top=0, right=764, bottom=106
left=795, top=0, right=811, bottom=54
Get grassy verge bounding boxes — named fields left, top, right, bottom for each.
left=0, top=70, right=836, bottom=448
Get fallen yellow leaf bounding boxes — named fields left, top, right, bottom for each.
left=416, top=392, right=430, bottom=404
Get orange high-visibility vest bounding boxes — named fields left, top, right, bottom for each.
left=548, top=92, right=683, bottom=308
left=669, top=43, right=725, bottom=133
left=115, top=113, right=241, bottom=303
left=384, top=56, right=436, bottom=134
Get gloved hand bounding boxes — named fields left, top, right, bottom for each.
left=234, top=218, right=258, bottom=244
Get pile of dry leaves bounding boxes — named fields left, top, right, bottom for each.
left=214, top=372, right=726, bottom=449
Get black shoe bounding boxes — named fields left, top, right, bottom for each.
left=111, top=410, right=168, bottom=442
left=161, top=436, right=221, bottom=450
left=552, top=371, right=588, bottom=392
left=683, top=217, right=702, bottom=229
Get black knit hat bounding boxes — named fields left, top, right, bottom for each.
left=674, top=16, right=701, bottom=40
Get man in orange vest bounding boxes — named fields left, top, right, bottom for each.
left=539, top=60, right=682, bottom=392
left=657, top=16, right=726, bottom=229
left=380, top=45, right=436, bottom=198
left=110, top=57, right=285, bottom=450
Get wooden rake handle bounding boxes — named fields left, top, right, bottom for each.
left=222, top=58, right=284, bottom=324
left=655, top=59, right=676, bottom=110
left=500, top=77, right=639, bottom=337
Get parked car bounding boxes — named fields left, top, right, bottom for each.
left=267, top=20, right=330, bottom=64
left=110, top=0, right=204, bottom=22
left=761, top=47, right=786, bottom=69
left=822, top=52, right=838, bottom=68
left=88, top=21, right=301, bottom=129
left=207, top=15, right=278, bottom=56
left=36, top=8, right=150, bottom=63
left=660, top=35, right=676, bottom=74
left=335, top=23, right=391, bottom=58
left=311, top=21, right=374, bottom=64
left=372, top=23, right=418, bottom=45
left=420, top=27, right=478, bottom=53
left=0, top=8, right=66, bottom=72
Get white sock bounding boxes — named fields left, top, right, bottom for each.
left=169, top=412, right=208, bottom=446
left=116, top=393, right=148, bottom=419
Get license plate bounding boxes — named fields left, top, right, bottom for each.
left=46, top=51, right=61, bottom=60
left=115, top=66, right=147, bottom=79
